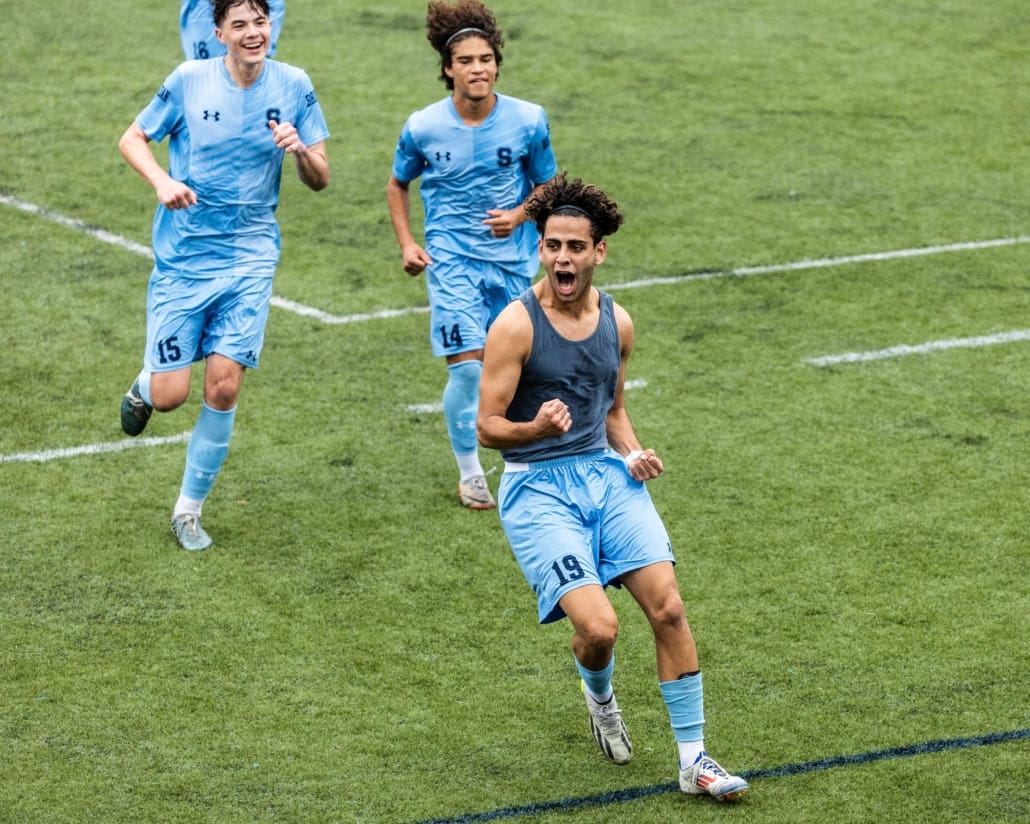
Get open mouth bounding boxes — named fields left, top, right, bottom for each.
left=555, top=271, right=576, bottom=295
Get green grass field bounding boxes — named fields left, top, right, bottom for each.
left=1, top=1, right=1028, bottom=822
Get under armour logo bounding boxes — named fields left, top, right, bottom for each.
left=203, top=110, right=221, bottom=121
left=435, top=151, right=451, bottom=162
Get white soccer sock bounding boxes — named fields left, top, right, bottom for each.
left=455, top=451, right=485, bottom=481
left=678, top=740, right=705, bottom=768
left=173, top=494, right=204, bottom=519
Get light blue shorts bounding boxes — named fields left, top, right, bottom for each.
left=425, top=252, right=531, bottom=358
left=499, top=449, right=675, bottom=624
left=143, top=269, right=273, bottom=372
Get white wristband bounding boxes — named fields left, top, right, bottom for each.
left=624, top=450, right=644, bottom=467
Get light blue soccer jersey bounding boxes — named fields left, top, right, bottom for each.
left=136, top=58, right=329, bottom=279
left=392, top=93, right=557, bottom=273
left=179, top=0, right=286, bottom=61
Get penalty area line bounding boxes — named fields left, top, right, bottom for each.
left=411, top=728, right=1030, bottom=824
left=0, top=432, right=191, bottom=464
left=806, top=329, right=1030, bottom=366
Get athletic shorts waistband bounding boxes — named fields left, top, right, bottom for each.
left=503, top=449, right=609, bottom=474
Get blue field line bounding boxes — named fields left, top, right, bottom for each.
left=412, top=728, right=1030, bottom=823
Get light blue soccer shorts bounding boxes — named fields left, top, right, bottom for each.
left=425, top=251, right=531, bottom=358
left=498, top=449, right=675, bottom=624
left=143, top=269, right=273, bottom=372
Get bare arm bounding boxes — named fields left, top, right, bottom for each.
left=386, top=175, right=433, bottom=276
left=477, top=300, right=572, bottom=449
left=269, top=120, right=329, bottom=191
left=606, top=303, right=664, bottom=480
left=118, top=122, right=197, bottom=209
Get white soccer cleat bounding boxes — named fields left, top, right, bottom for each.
left=458, top=475, right=496, bottom=509
left=679, top=751, right=748, bottom=801
left=582, top=681, right=633, bottom=765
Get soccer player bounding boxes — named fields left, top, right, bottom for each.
left=477, top=174, right=749, bottom=802
left=118, top=0, right=330, bottom=551
left=180, top=0, right=285, bottom=60
left=386, top=0, right=558, bottom=511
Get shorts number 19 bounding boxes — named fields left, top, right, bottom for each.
left=551, top=555, right=586, bottom=586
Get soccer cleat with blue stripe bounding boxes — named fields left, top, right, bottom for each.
left=120, top=379, right=153, bottom=437
left=679, top=751, right=748, bottom=801
left=582, top=681, right=633, bottom=765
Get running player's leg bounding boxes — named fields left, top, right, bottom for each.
left=428, top=255, right=494, bottom=508
left=171, top=276, right=269, bottom=551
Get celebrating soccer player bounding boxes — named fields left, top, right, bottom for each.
left=118, top=0, right=329, bottom=551
left=477, top=173, right=749, bottom=802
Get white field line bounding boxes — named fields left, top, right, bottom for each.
left=0, top=192, right=425, bottom=325
left=0, top=432, right=191, bottom=464
left=1, top=192, right=155, bottom=258
left=269, top=295, right=428, bottom=324
left=807, top=330, right=1030, bottom=366
left=404, top=378, right=650, bottom=414
left=602, top=236, right=1030, bottom=291
left=5, top=192, right=1030, bottom=323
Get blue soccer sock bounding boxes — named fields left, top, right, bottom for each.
left=443, top=360, right=483, bottom=474
left=179, top=402, right=236, bottom=503
left=576, top=654, right=615, bottom=703
left=659, top=671, right=706, bottom=767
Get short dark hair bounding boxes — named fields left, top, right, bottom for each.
left=213, top=0, right=270, bottom=28
left=526, top=172, right=624, bottom=243
left=426, top=0, right=504, bottom=90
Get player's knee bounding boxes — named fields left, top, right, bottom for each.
left=577, top=613, right=620, bottom=652
left=203, top=368, right=243, bottom=409
left=646, top=588, right=688, bottom=632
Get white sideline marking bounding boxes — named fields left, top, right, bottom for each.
left=806, top=330, right=1030, bottom=366
left=603, top=236, right=1030, bottom=291
left=1, top=192, right=154, bottom=258
left=5, top=191, right=1030, bottom=323
left=404, top=378, right=650, bottom=414
left=269, top=295, right=428, bottom=324
left=0, top=192, right=426, bottom=326
left=0, top=432, right=191, bottom=464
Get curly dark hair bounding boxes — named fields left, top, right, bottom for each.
left=213, top=0, right=270, bottom=27
left=525, top=172, right=624, bottom=243
left=426, top=0, right=504, bottom=90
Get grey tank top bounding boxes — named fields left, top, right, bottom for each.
left=501, top=289, right=620, bottom=463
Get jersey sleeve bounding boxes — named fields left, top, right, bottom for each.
left=292, top=70, right=330, bottom=147
left=391, top=119, right=426, bottom=184
left=136, top=68, right=186, bottom=143
left=526, top=106, right=558, bottom=185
